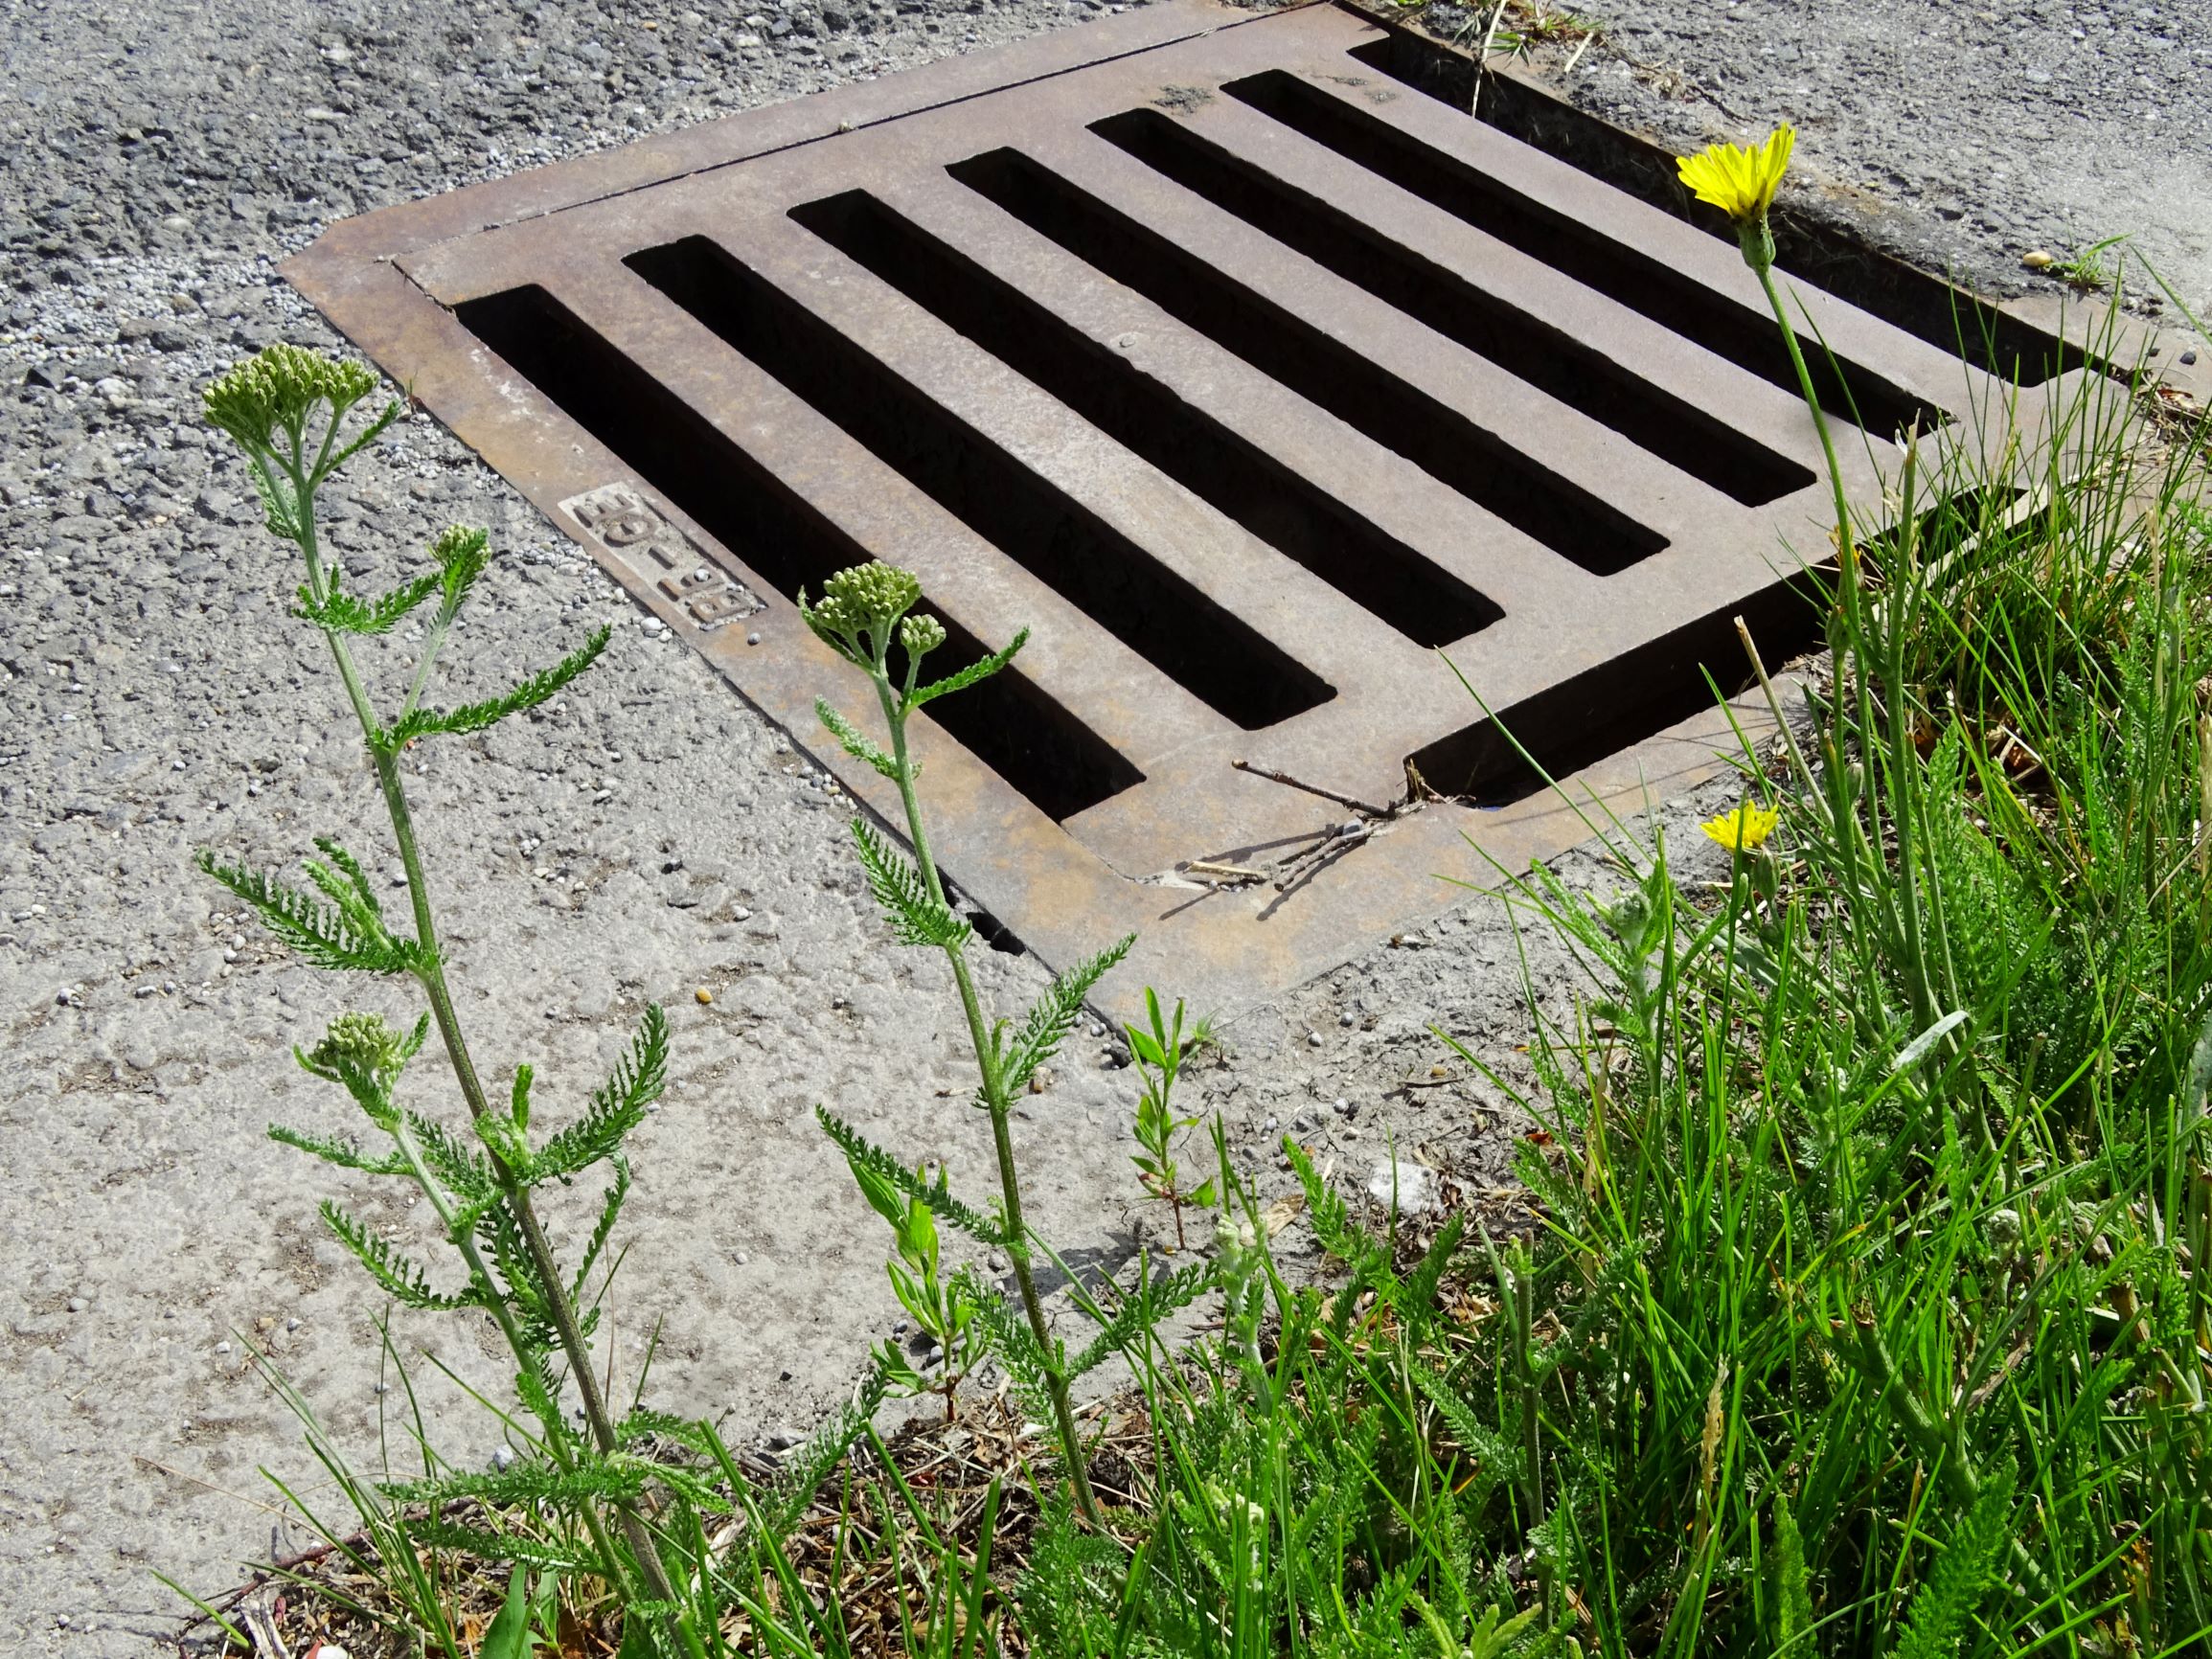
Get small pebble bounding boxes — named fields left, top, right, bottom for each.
left=285, top=1317, right=301, bottom=1331
left=2021, top=249, right=2055, bottom=269
left=66, top=1296, right=86, bottom=1313
left=490, top=1446, right=513, bottom=1472
left=214, top=1340, right=232, bottom=1355
left=1338, top=1011, right=1357, bottom=1028
left=1307, top=1030, right=1323, bottom=1048
left=746, top=630, right=762, bottom=645
left=734, top=1252, right=749, bottom=1265
left=2183, top=350, right=2201, bottom=366
left=695, top=987, right=714, bottom=1005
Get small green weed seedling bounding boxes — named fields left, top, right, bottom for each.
left=845, top=1151, right=986, bottom=1420
left=1125, top=989, right=1216, bottom=1252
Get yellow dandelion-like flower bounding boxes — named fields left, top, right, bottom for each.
left=1676, top=125, right=1796, bottom=224
left=1700, top=801, right=1779, bottom=852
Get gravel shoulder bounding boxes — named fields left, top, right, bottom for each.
left=0, top=0, right=2198, bottom=1652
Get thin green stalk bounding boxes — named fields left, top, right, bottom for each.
left=1753, top=261, right=1940, bottom=1028
left=863, top=649, right=1106, bottom=1532
left=285, top=448, right=698, bottom=1654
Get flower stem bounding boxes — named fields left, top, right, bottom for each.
left=868, top=660, right=1106, bottom=1532
left=1751, top=261, right=1939, bottom=1028
left=294, top=478, right=699, bottom=1655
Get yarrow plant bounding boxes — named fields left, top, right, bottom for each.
left=801, top=559, right=1223, bottom=1531
left=198, top=343, right=710, bottom=1658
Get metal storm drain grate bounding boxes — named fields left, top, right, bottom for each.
left=287, top=0, right=2084, bottom=1013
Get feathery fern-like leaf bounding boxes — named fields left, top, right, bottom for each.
left=815, top=698, right=900, bottom=781
left=908, top=628, right=1028, bottom=710
left=999, top=934, right=1134, bottom=1097
left=763, top=1369, right=889, bottom=1539
left=267, top=1124, right=408, bottom=1176
left=406, top=1112, right=499, bottom=1204
left=1407, top=1360, right=1516, bottom=1490
left=321, top=1201, right=481, bottom=1311
left=533, top=1005, right=668, bottom=1181
left=816, top=1106, right=1005, bottom=1246
left=295, top=568, right=443, bottom=635
left=963, top=1271, right=1059, bottom=1391
left=1069, top=1258, right=1216, bottom=1379
left=401, top=1514, right=589, bottom=1572
left=379, top=625, right=610, bottom=749
left=1771, top=1500, right=1815, bottom=1654
left=569, top=1160, right=631, bottom=1305
left=849, top=818, right=969, bottom=950
left=384, top=1459, right=652, bottom=1509
left=1893, top=1469, right=2015, bottom=1659
left=197, top=851, right=422, bottom=974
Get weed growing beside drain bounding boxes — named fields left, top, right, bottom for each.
left=285, top=0, right=2073, bottom=1013
left=182, top=37, right=2212, bottom=1651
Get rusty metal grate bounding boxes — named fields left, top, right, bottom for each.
left=286, top=0, right=2085, bottom=1014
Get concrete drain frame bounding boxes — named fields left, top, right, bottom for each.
left=286, top=0, right=2102, bottom=1016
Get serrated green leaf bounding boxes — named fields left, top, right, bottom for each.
left=1001, top=934, right=1135, bottom=1097
left=907, top=627, right=1028, bottom=710
left=295, top=568, right=443, bottom=635
left=816, top=1107, right=1005, bottom=1246
left=321, top=1200, right=480, bottom=1311
left=198, top=851, right=424, bottom=975
left=532, top=1005, right=667, bottom=1181
left=378, top=625, right=610, bottom=750
left=815, top=698, right=901, bottom=781
left=1068, top=1258, right=1214, bottom=1377
left=849, top=818, right=970, bottom=949
left=267, top=1124, right=409, bottom=1176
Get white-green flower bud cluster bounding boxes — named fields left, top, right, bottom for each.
left=308, top=1011, right=409, bottom=1081
left=203, top=343, right=379, bottom=457
left=800, top=560, right=931, bottom=668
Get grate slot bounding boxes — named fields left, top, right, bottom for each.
left=1409, top=576, right=1822, bottom=806
left=787, top=189, right=1503, bottom=649
left=626, top=235, right=1333, bottom=733
left=451, top=283, right=1144, bottom=822
left=1221, top=71, right=1950, bottom=439
left=1335, top=38, right=2082, bottom=389
left=949, top=145, right=1670, bottom=578
left=1090, top=106, right=1816, bottom=510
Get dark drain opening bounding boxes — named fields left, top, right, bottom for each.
left=948, top=146, right=1670, bottom=578
left=1330, top=41, right=2080, bottom=389
left=1409, top=575, right=1821, bottom=805
left=1090, top=106, right=1815, bottom=510
left=626, top=235, right=1332, bottom=733
left=451, top=283, right=1142, bottom=823
left=1223, top=70, right=1951, bottom=440
left=787, top=189, right=1502, bottom=648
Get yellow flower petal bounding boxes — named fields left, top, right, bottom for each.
left=1699, top=801, right=1779, bottom=852
left=1676, top=125, right=1796, bottom=224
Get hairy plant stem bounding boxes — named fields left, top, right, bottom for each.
left=866, top=658, right=1106, bottom=1531
left=293, top=475, right=698, bottom=1652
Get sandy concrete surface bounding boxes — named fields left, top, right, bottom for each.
left=0, top=0, right=2200, bottom=1651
